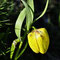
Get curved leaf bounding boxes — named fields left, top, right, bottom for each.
left=27, top=0, right=34, bottom=22
left=21, top=0, right=34, bottom=31
left=15, top=8, right=26, bottom=40
left=27, top=0, right=34, bottom=12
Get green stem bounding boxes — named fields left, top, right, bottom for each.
left=17, top=42, right=28, bottom=59
left=32, top=26, right=36, bottom=30
left=34, top=0, right=49, bottom=22
left=14, top=31, right=27, bottom=60
left=14, top=41, right=23, bottom=60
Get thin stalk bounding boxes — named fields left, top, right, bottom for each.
left=17, top=42, right=28, bottom=59
left=14, top=41, right=23, bottom=60
left=14, top=31, right=27, bottom=60
left=34, top=0, right=49, bottom=23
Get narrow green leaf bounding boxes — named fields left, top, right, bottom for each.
left=15, top=8, right=26, bottom=40
left=21, top=0, right=34, bottom=31
left=0, top=20, right=10, bottom=23
left=10, top=39, right=20, bottom=59
left=27, top=0, right=34, bottom=20
left=34, top=0, right=49, bottom=22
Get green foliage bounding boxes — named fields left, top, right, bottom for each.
left=0, top=28, right=10, bottom=56
left=0, top=0, right=16, bottom=58
left=22, top=0, right=33, bottom=31
left=0, top=0, right=14, bottom=28
left=25, top=0, right=34, bottom=31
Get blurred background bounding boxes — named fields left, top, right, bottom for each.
left=0, top=0, right=60, bottom=60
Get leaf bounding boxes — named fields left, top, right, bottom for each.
left=21, top=0, right=34, bottom=31
left=10, top=39, right=20, bottom=59
left=15, top=8, right=26, bottom=40
left=27, top=0, right=34, bottom=21
left=27, top=0, right=34, bottom=12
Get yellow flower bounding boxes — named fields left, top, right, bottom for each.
left=27, top=28, right=50, bottom=54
